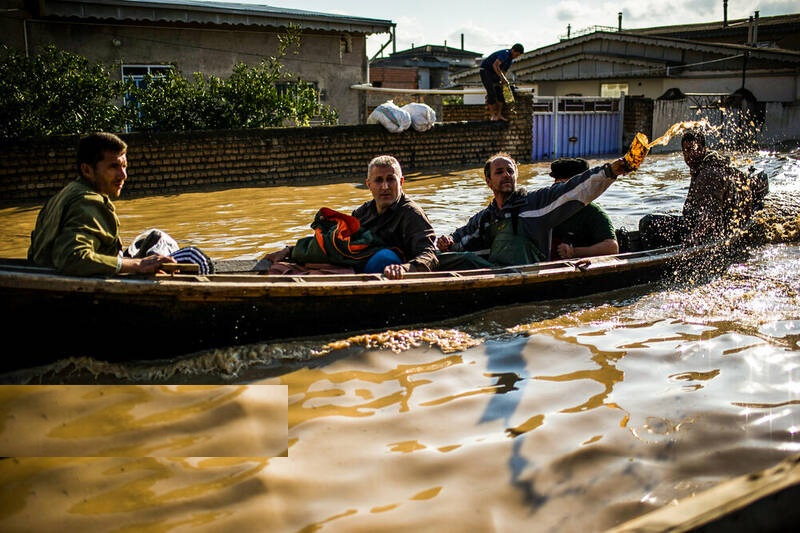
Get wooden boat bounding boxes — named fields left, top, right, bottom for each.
left=607, top=451, right=800, bottom=532
left=0, top=230, right=748, bottom=373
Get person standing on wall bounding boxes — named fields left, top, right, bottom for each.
left=480, top=43, right=524, bottom=122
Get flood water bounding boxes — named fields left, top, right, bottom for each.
left=0, top=148, right=799, bottom=532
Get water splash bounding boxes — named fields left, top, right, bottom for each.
left=314, top=329, right=482, bottom=356
left=646, top=119, right=714, bottom=148
left=623, top=120, right=716, bottom=173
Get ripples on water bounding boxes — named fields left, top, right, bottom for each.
left=0, top=149, right=799, bottom=531
left=1, top=150, right=796, bottom=258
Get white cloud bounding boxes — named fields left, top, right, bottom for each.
left=219, top=0, right=798, bottom=58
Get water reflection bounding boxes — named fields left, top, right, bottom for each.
left=0, top=457, right=272, bottom=528
left=0, top=149, right=799, bottom=531
left=0, top=385, right=288, bottom=457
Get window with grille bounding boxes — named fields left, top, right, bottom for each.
left=601, top=83, right=628, bottom=97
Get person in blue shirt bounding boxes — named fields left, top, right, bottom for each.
left=480, top=43, right=524, bottom=122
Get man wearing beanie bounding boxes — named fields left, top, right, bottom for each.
left=549, top=158, right=618, bottom=260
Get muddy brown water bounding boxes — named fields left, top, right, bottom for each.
left=0, top=149, right=798, bottom=532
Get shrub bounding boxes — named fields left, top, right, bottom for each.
left=125, top=62, right=338, bottom=132
left=0, top=45, right=126, bottom=139
left=124, top=25, right=338, bottom=131
left=0, top=27, right=338, bottom=139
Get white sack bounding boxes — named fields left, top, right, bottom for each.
left=367, top=101, right=411, bottom=133
left=402, top=102, right=436, bottom=132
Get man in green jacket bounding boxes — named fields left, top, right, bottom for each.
left=28, top=132, right=176, bottom=276
left=549, top=158, right=618, bottom=260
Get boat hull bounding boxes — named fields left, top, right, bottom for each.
left=0, top=241, right=737, bottom=372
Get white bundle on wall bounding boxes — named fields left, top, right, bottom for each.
left=367, top=101, right=412, bottom=133
left=402, top=103, right=436, bottom=132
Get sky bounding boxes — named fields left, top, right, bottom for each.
left=214, top=0, right=798, bottom=58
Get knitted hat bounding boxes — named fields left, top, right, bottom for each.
left=550, top=158, right=589, bottom=179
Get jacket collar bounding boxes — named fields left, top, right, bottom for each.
left=490, top=188, right=528, bottom=212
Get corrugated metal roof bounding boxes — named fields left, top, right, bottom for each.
left=36, top=0, right=394, bottom=34
left=524, top=31, right=800, bottom=60
left=394, top=45, right=481, bottom=58
left=629, top=12, right=800, bottom=36
left=451, top=30, right=800, bottom=83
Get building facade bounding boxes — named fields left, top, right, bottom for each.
left=370, top=43, right=481, bottom=90
left=0, top=0, right=394, bottom=124
left=452, top=21, right=800, bottom=105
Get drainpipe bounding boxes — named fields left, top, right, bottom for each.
left=723, top=0, right=728, bottom=27
left=747, top=16, right=753, bottom=45
left=23, top=18, right=29, bottom=57
left=3, top=8, right=30, bottom=57
left=618, top=12, right=622, bottom=31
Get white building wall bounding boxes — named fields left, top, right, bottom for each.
left=660, top=74, right=798, bottom=103
left=652, top=98, right=799, bottom=153
left=762, top=102, right=800, bottom=144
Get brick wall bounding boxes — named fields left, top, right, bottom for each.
left=623, top=96, right=654, bottom=148
left=368, top=67, right=418, bottom=89
left=442, top=104, right=490, bottom=122
left=1, top=94, right=655, bottom=206
left=0, top=94, right=534, bottom=205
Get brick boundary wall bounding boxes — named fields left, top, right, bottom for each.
left=1, top=95, right=534, bottom=206
left=442, top=104, right=492, bottom=122
left=0, top=94, right=659, bottom=206
left=623, top=96, right=654, bottom=149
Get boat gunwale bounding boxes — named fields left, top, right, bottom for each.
left=0, top=243, right=700, bottom=299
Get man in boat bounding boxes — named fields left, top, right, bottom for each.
left=549, top=158, right=619, bottom=260
left=435, top=152, right=629, bottom=266
left=638, top=129, right=769, bottom=248
left=28, top=132, right=204, bottom=276
left=266, top=155, right=438, bottom=280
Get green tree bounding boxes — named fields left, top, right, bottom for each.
left=0, top=45, right=126, bottom=139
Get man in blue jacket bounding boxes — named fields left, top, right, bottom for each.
left=436, top=152, right=630, bottom=266
left=480, top=43, right=524, bottom=121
